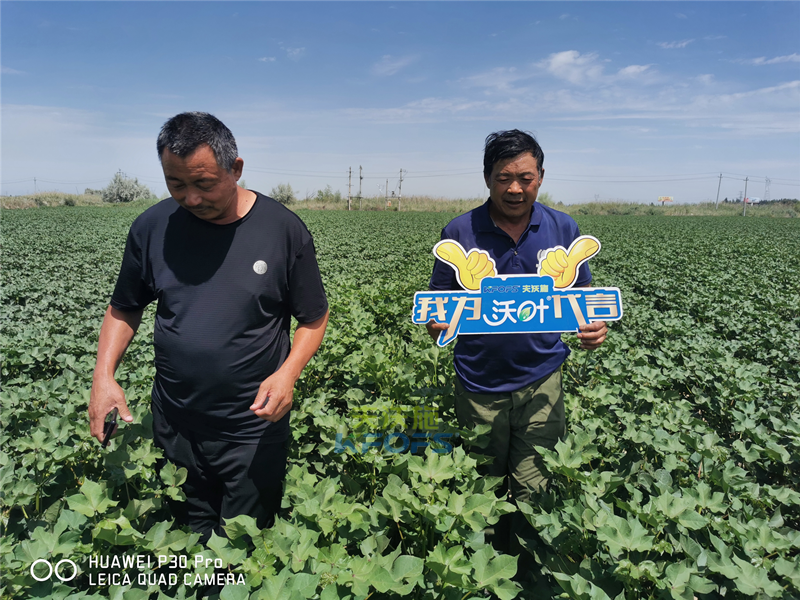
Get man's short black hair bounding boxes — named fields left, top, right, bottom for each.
left=483, top=129, right=544, bottom=179
left=157, top=112, right=238, bottom=171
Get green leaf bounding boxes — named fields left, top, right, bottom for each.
left=160, top=461, right=187, bottom=486
left=257, top=566, right=291, bottom=599
left=207, top=532, right=248, bottom=567
left=427, top=543, right=473, bottom=586
left=472, top=546, right=518, bottom=589
left=219, top=585, right=249, bottom=600
left=222, top=514, right=263, bottom=541
left=773, top=557, right=800, bottom=589
left=596, top=514, right=655, bottom=557
left=122, top=497, right=161, bottom=522
left=407, top=451, right=458, bottom=483
left=65, top=479, right=117, bottom=517
left=664, top=561, right=716, bottom=599
left=730, top=556, right=784, bottom=596
left=389, top=554, right=424, bottom=588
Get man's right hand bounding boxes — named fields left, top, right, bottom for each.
left=425, top=320, right=449, bottom=342
left=89, top=306, right=142, bottom=444
left=89, top=376, right=134, bottom=443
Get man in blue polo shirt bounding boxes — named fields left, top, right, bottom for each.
left=427, top=129, right=607, bottom=574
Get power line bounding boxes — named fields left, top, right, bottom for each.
left=0, top=178, right=34, bottom=185
left=245, top=166, right=347, bottom=176
left=556, top=171, right=721, bottom=178
left=546, top=176, right=716, bottom=183
left=244, top=170, right=347, bottom=179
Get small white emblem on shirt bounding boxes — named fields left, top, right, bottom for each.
left=253, top=260, right=268, bottom=275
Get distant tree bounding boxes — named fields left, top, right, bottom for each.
left=102, top=171, right=153, bottom=203
left=315, top=185, right=342, bottom=203
left=239, top=179, right=247, bottom=189
left=270, top=183, right=297, bottom=205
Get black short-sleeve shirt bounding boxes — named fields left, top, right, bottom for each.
left=111, top=192, right=328, bottom=442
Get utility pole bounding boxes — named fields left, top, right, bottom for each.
left=714, top=173, right=722, bottom=210
left=398, top=169, right=405, bottom=211
left=34, top=177, right=37, bottom=195
left=385, top=179, right=389, bottom=207
left=765, top=177, right=771, bottom=202
left=347, top=167, right=352, bottom=211
left=742, top=176, right=748, bottom=217
left=359, top=166, right=363, bottom=210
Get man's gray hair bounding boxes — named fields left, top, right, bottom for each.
left=157, top=112, right=238, bottom=171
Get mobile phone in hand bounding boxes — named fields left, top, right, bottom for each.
left=102, top=407, right=119, bottom=449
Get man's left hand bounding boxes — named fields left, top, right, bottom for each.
left=577, top=321, right=607, bottom=350
left=250, top=370, right=295, bottom=422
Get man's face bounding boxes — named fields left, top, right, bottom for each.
left=161, top=145, right=244, bottom=223
left=485, top=152, right=544, bottom=223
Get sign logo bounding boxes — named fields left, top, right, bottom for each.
left=253, top=260, right=268, bottom=275
left=413, top=236, right=623, bottom=347
left=31, top=558, right=78, bottom=582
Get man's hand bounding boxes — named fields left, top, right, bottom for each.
left=89, top=306, right=141, bottom=443
left=89, top=376, right=134, bottom=442
left=250, top=370, right=295, bottom=422
left=434, top=240, right=496, bottom=291
left=539, top=236, right=600, bottom=289
left=426, top=320, right=449, bottom=342
left=577, top=321, right=607, bottom=350
left=250, top=310, right=329, bottom=423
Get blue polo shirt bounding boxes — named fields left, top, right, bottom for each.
left=429, top=199, right=591, bottom=394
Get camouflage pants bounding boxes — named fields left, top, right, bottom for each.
left=454, top=368, right=565, bottom=562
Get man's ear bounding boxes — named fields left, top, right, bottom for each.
left=540, top=168, right=545, bottom=183
left=231, top=157, right=245, bottom=180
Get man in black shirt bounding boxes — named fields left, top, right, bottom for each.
left=88, top=112, right=329, bottom=542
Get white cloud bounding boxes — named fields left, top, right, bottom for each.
left=617, top=64, right=653, bottom=78
left=258, top=57, right=276, bottom=63
left=693, top=80, right=800, bottom=106
left=371, top=54, right=418, bottom=77
left=740, top=53, right=800, bottom=66
left=676, top=13, right=688, bottom=19
left=695, top=74, right=715, bottom=85
left=463, top=52, right=658, bottom=93
left=658, top=40, right=694, bottom=49
left=1, top=66, right=24, bottom=75
left=284, top=47, right=305, bottom=61
left=341, top=97, right=489, bottom=123
left=538, top=51, right=604, bottom=85
left=460, top=66, right=529, bottom=92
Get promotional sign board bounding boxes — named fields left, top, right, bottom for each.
left=658, top=196, right=674, bottom=203
left=412, top=236, right=623, bottom=347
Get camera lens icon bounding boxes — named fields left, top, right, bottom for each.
left=30, top=558, right=78, bottom=582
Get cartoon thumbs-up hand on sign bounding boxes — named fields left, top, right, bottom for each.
left=538, top=236, right=600, bottom=289
left=434, top=240, right=497, bottom=291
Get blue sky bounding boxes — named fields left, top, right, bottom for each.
left=2, top=1, right=799, bottom=203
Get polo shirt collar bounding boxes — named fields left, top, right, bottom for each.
left=477, top=198, right=543, bottom=234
